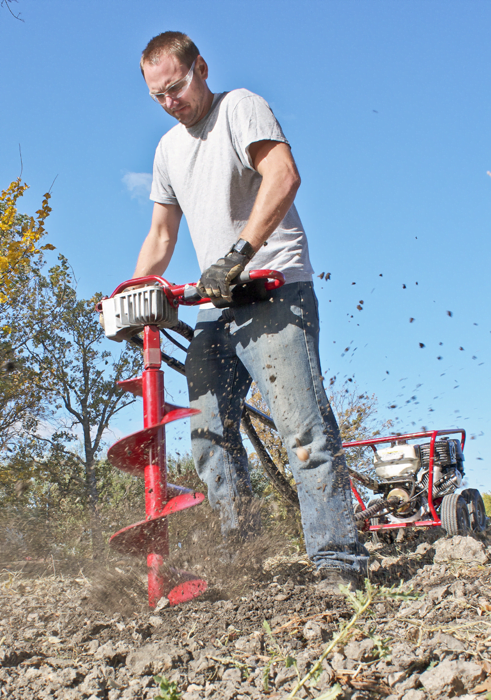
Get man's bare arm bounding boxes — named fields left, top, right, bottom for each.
left=238, top=140, right=301, bottom=252
left=133, top=202, right=182, bottom=278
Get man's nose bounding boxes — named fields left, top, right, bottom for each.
left=164, top=95, right=180, bottom=109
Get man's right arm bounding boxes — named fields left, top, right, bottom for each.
left=133, top=202, right=182, bottom=278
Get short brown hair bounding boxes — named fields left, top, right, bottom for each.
left=140, top=31, right=200, bottom=76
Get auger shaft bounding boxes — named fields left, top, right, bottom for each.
left=142, top=326, right=168, bottom=607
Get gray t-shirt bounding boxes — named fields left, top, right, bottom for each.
left=150, top=89, right=313, bottom=283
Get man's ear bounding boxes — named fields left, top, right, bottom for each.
left=197, top=56, right=209, bottom=80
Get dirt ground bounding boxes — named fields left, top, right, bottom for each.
left=2, top=520, right=491, bottom=700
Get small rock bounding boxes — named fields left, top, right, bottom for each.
left=94, top=641, right=116, bottom=660
left=154, top=596, right=170, bottom=611
left=398, top=599, right=429, bottom=618
left=402, top=691, right=426, bottom=700
left=149, top=616, right=163, bottom=627
left=78, top=668, right=106, bottom=695
left=222, top=667, right=241, bottom=683
left=388, top=670, right=406, bottom=687
left=330, top=652, right=346, bottom=670
left=395, top=674, right=420, bottom=693
left=420, top=659, right=484, bottom=696
left=330, top=652, right=356, bottom=671
left=87, top=639, right=99, bottom=654
left=414, top=542, right=434, bottom=557
left=344, top=638, right=375, bottom=662
left=434, top=632, right=465, bottom=652
left=222, top=680, right=241, bottom=698
left=426, top=585, right=449, bottom=603
left=189, top=653, right=214, bottom=674
left=449, top=580, right=466, bottom=598
left=234, top=632, right=261, bottom=654
left=317, top=667, right=334, bottom=689
left=381, top=556, right=401, bottom=568
left=389, top=643, right=420, bottom=671
left=275, top=664, right=297, bottom=687
left=433, top=536, right=488, bottom=564
left=126, top=643, right=174, bottom=676
left=302, top=620, right=322, bottom=641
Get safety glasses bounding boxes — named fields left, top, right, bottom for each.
left=149, top=59, right=196, bottom=104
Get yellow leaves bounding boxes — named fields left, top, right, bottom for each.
left=0, top=178, right=55, bottom=303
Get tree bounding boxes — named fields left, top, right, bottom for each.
left=20, top=256, right=143, bottom=515
left=0, top=244, right=144, bottom=556
left=0, top=179, right=53, bottom=305
left=0, top=179, right=54, bottom=452
left=329, top=381, right=393, bottom=476
left=1, top=0, right=23, bottom=22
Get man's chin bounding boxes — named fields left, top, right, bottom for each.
left=171, top=105, right=193, bottom=123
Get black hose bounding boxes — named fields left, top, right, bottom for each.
left=241, top=411, right=299, bottom=508
left=161, top=328, right=189, bottom=353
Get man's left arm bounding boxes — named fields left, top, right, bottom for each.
left=239, top=140, right=301, bottom=251
left=197, top=140, right=300, bottom=300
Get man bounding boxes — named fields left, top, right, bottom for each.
left=133, top=31, right=369, bottom=592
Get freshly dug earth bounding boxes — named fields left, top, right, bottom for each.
left=2, top=526, right=491, bottom=700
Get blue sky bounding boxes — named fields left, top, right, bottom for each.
left=1, top=0, right=490, bottom=491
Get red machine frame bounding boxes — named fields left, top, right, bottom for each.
left=345, top=428, right=466, bottom=531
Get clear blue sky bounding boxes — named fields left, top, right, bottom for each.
left=1, top=0, right=490, bottom=491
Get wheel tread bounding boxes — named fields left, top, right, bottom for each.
left=440, top=493, right=470, bottom=535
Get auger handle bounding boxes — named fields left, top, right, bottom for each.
left=99, top=269, right=285, bottom=309
left=171, top=269, right=285, bottom=305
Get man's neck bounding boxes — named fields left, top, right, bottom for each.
left=193, top=88, right=214, bottom=125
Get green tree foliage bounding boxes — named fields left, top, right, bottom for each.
left=16, top=256, right=142, bottom=511
left=0, top=180, right=55, bottom=454
left=482, top=493, right=491, bottom=517
left=0, top=181, right=143, bottom=556
left=0, top=179, right=54, bottom=305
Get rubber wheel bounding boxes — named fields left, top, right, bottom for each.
left=440, top=493, right=470, bottom=535
left=460, top=488, right=487, bottom=533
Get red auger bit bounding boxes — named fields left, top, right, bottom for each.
left=99, top=281, right=208, bottom=608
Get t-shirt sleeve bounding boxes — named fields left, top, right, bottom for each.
left=230, top=94, right=290, bottom=170
left=150, top=141, right=178, bottom=205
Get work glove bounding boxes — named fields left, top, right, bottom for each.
left=197, top=235, right=258, bottom=304
left=197, top=251, right=247, bottom=302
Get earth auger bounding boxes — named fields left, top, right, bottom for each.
left=97, top=270, right=285, bottom=608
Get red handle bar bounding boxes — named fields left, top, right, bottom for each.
left=105, top=269, right=285, bottom=307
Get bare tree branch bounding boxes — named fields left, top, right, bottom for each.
left=1, top=0, right=24, bottom=22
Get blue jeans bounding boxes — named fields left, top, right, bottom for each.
left=185, top=282, right=369, bottom=576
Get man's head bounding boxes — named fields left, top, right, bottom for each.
left=141, top=31, right=213, bottom=127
